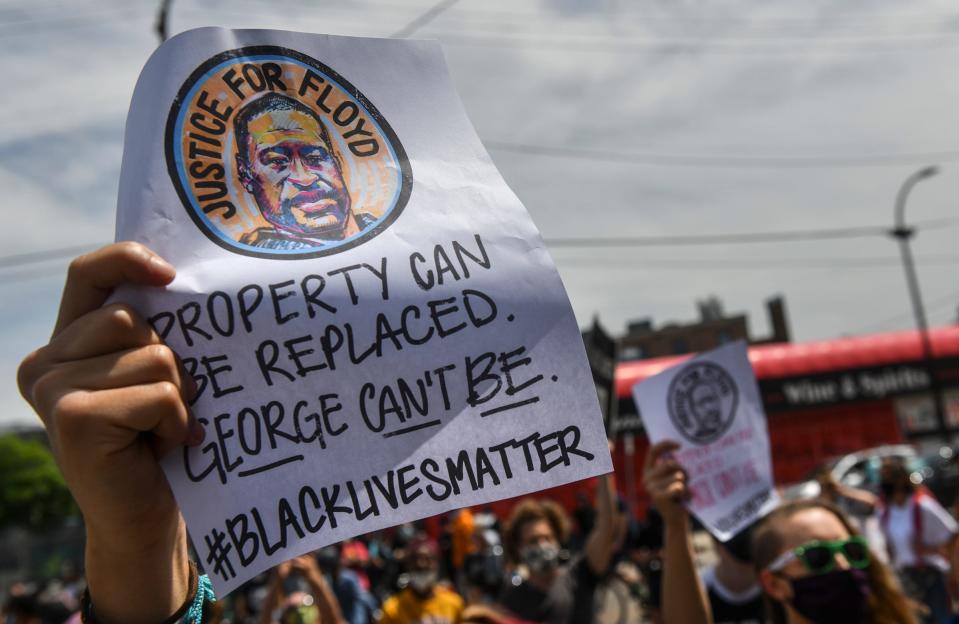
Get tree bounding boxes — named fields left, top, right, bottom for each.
left=0, top=434, right=77, bottom=531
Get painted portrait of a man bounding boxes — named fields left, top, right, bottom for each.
left=233, top=92, right=375, bottom=250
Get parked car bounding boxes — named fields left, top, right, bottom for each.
left=782, top=443, right=959, bottom=509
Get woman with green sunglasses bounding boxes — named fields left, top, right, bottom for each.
left=753, top=500, right=918, bottom=624
left=646, top=439, right=919, bottom=624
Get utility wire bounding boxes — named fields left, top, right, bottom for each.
left=0, top=244, right=102, bottom=271
left=0, top=265, right=67, bottom=286
left=156, top=0, right=173, bottom=43
left=487, top=141, right=959, bottom=169
left=554, top=253, right=959, bottom=269
left=430, top=31, right=959, bottom=55
left=0, top=5, right=141, bottom=28
left=165, top=0, right=959, bottom=26
left=391, top=0, right=461, bottom=38
left=854, top=289, right=959, bottom=333
left=556, top=258, right=959, bottom=271
left=170, top=3, right=959, bottom=41
left=2, top=220, right=956, bottom=271
left=544, top=219, right=959, bottom=248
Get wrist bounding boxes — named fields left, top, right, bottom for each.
left=663, top=513, right=691, bottom=538
left=85, top=514, right=190, bottom=624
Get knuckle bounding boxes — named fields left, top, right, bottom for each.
left=29, top=370, right=63, bottom=410
left=66, top=253, right=92, bottom=282
left=117, top=241, right=154, bottom=265
left=102, top=303, right=142, bottom=334
left=50, top=390, right=93, bottom=429
left=153, top=381, right=185, bottom=410
left=144, top=344, right=178, bottom=379
left=17, top=349, right=45, bottom=402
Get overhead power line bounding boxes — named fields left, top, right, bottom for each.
left=431, top=31, right=959, bottom=55
left=2, top=219, right=956, bottom=273
left=0, top=265, right=67, bottom=286
left=543, top=219, right=959, bottom=247
left=487, top=141, right=959, bottom=169
left=391, top=0, right=462, bottom=38
left=0, top=244, right=102, bottom=271
left=155, top=0, right=173, bottom=43
left=554, top=253, right=959, bottom=269
left=854, top=289, right=959, bottom=333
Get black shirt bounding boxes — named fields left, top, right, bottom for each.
left=498, top=557, right=600, bottom=624
left=702, top=567, right=764, bottom=624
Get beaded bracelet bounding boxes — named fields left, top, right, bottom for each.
left=80, top=561, right=216, bottom=624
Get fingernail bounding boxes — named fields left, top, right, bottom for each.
left=187, top=416, right=205, bottom=446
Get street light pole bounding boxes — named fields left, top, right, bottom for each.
left=890, top=166, right=948, bottom=441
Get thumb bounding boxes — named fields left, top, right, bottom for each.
left=54, top=242, right=175, bottom=337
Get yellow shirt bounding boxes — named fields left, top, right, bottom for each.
left=377, top=586, right=464, bottom=624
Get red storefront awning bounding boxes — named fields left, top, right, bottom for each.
left=615, top=325, right=959, bottom=398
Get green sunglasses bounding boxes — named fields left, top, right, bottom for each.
left=766, top=536, right=870, bottom=575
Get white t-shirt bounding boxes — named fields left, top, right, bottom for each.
left=883, top=495, right=958, bottom=571
left=701, top=566, right=763, bottom=624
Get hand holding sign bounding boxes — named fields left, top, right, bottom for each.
left=44, top=27, right=614, bottom=598
left=643, top=443, right=713, bottom=624
left=633, top=341, right=778, bottom=541
left=16, top=243, right=197, bottom=622
left=642, top=440, right=690, bottom=528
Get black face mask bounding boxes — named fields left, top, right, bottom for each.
left=790, top=568, right=870, bottom=624
left=722, top=528, right=753, bottom=564
left=879, top=481, right=897, bottom=497
left=316, top=547, right=340, bottom=574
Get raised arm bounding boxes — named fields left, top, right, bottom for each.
left=583, top=445, right=618, bottom=575
left=818, top=472, right=877, bottom=512
left=259, top=561, right=291, bottom=624
left=17, top=243, right=202, bottom=623
left=643, top=440, right=712, bottom=624
left=293, top=555, right=346, bottom=624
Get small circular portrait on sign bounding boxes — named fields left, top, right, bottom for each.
left=667, top=361, right=739, bottom=445
left=166, top=46, right=412, bottom=259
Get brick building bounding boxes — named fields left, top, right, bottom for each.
left=619, top=295, right=790, bottom=361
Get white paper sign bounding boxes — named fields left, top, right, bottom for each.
left=631, top=342, right=778, bottom=540
left=111, top=28, right=612, bottom=595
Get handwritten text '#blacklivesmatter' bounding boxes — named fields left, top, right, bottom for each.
left=200, top=425, right=596, bottom=582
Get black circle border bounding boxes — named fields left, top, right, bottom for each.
left=666, top=361, right=740, bottom=446
left=164, top=45, right=414, bottom=261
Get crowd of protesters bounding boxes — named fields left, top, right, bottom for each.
left=8, top=242, right=959, bottom=624
left=3, top=476, right=642, bottom=624
left=9, top=442, right=959, bottom=623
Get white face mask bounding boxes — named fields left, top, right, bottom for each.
left=408, top=570, right=437, bottom=593
left=521, top=542, right=561, bottom=575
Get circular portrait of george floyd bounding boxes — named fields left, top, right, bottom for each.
left=166, top=46, right=412, bottom=259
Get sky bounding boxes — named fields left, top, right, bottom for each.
left=2, top=0, right=959, bottom=425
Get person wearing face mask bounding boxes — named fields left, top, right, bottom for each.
left=377, top=536, right=464, bottom=624
left=701, top=534, right=764, bottom=624
left=645, top=439, right=919, bottom=624
left=496, top=474, right=616, bottom=624
left=753, top=499, right=919, bottom=624
left=259, top=556, right=345, bottom=624
left=314, top=544, right=373, bottom=624
left=876, top=456, right=959, bottom=624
